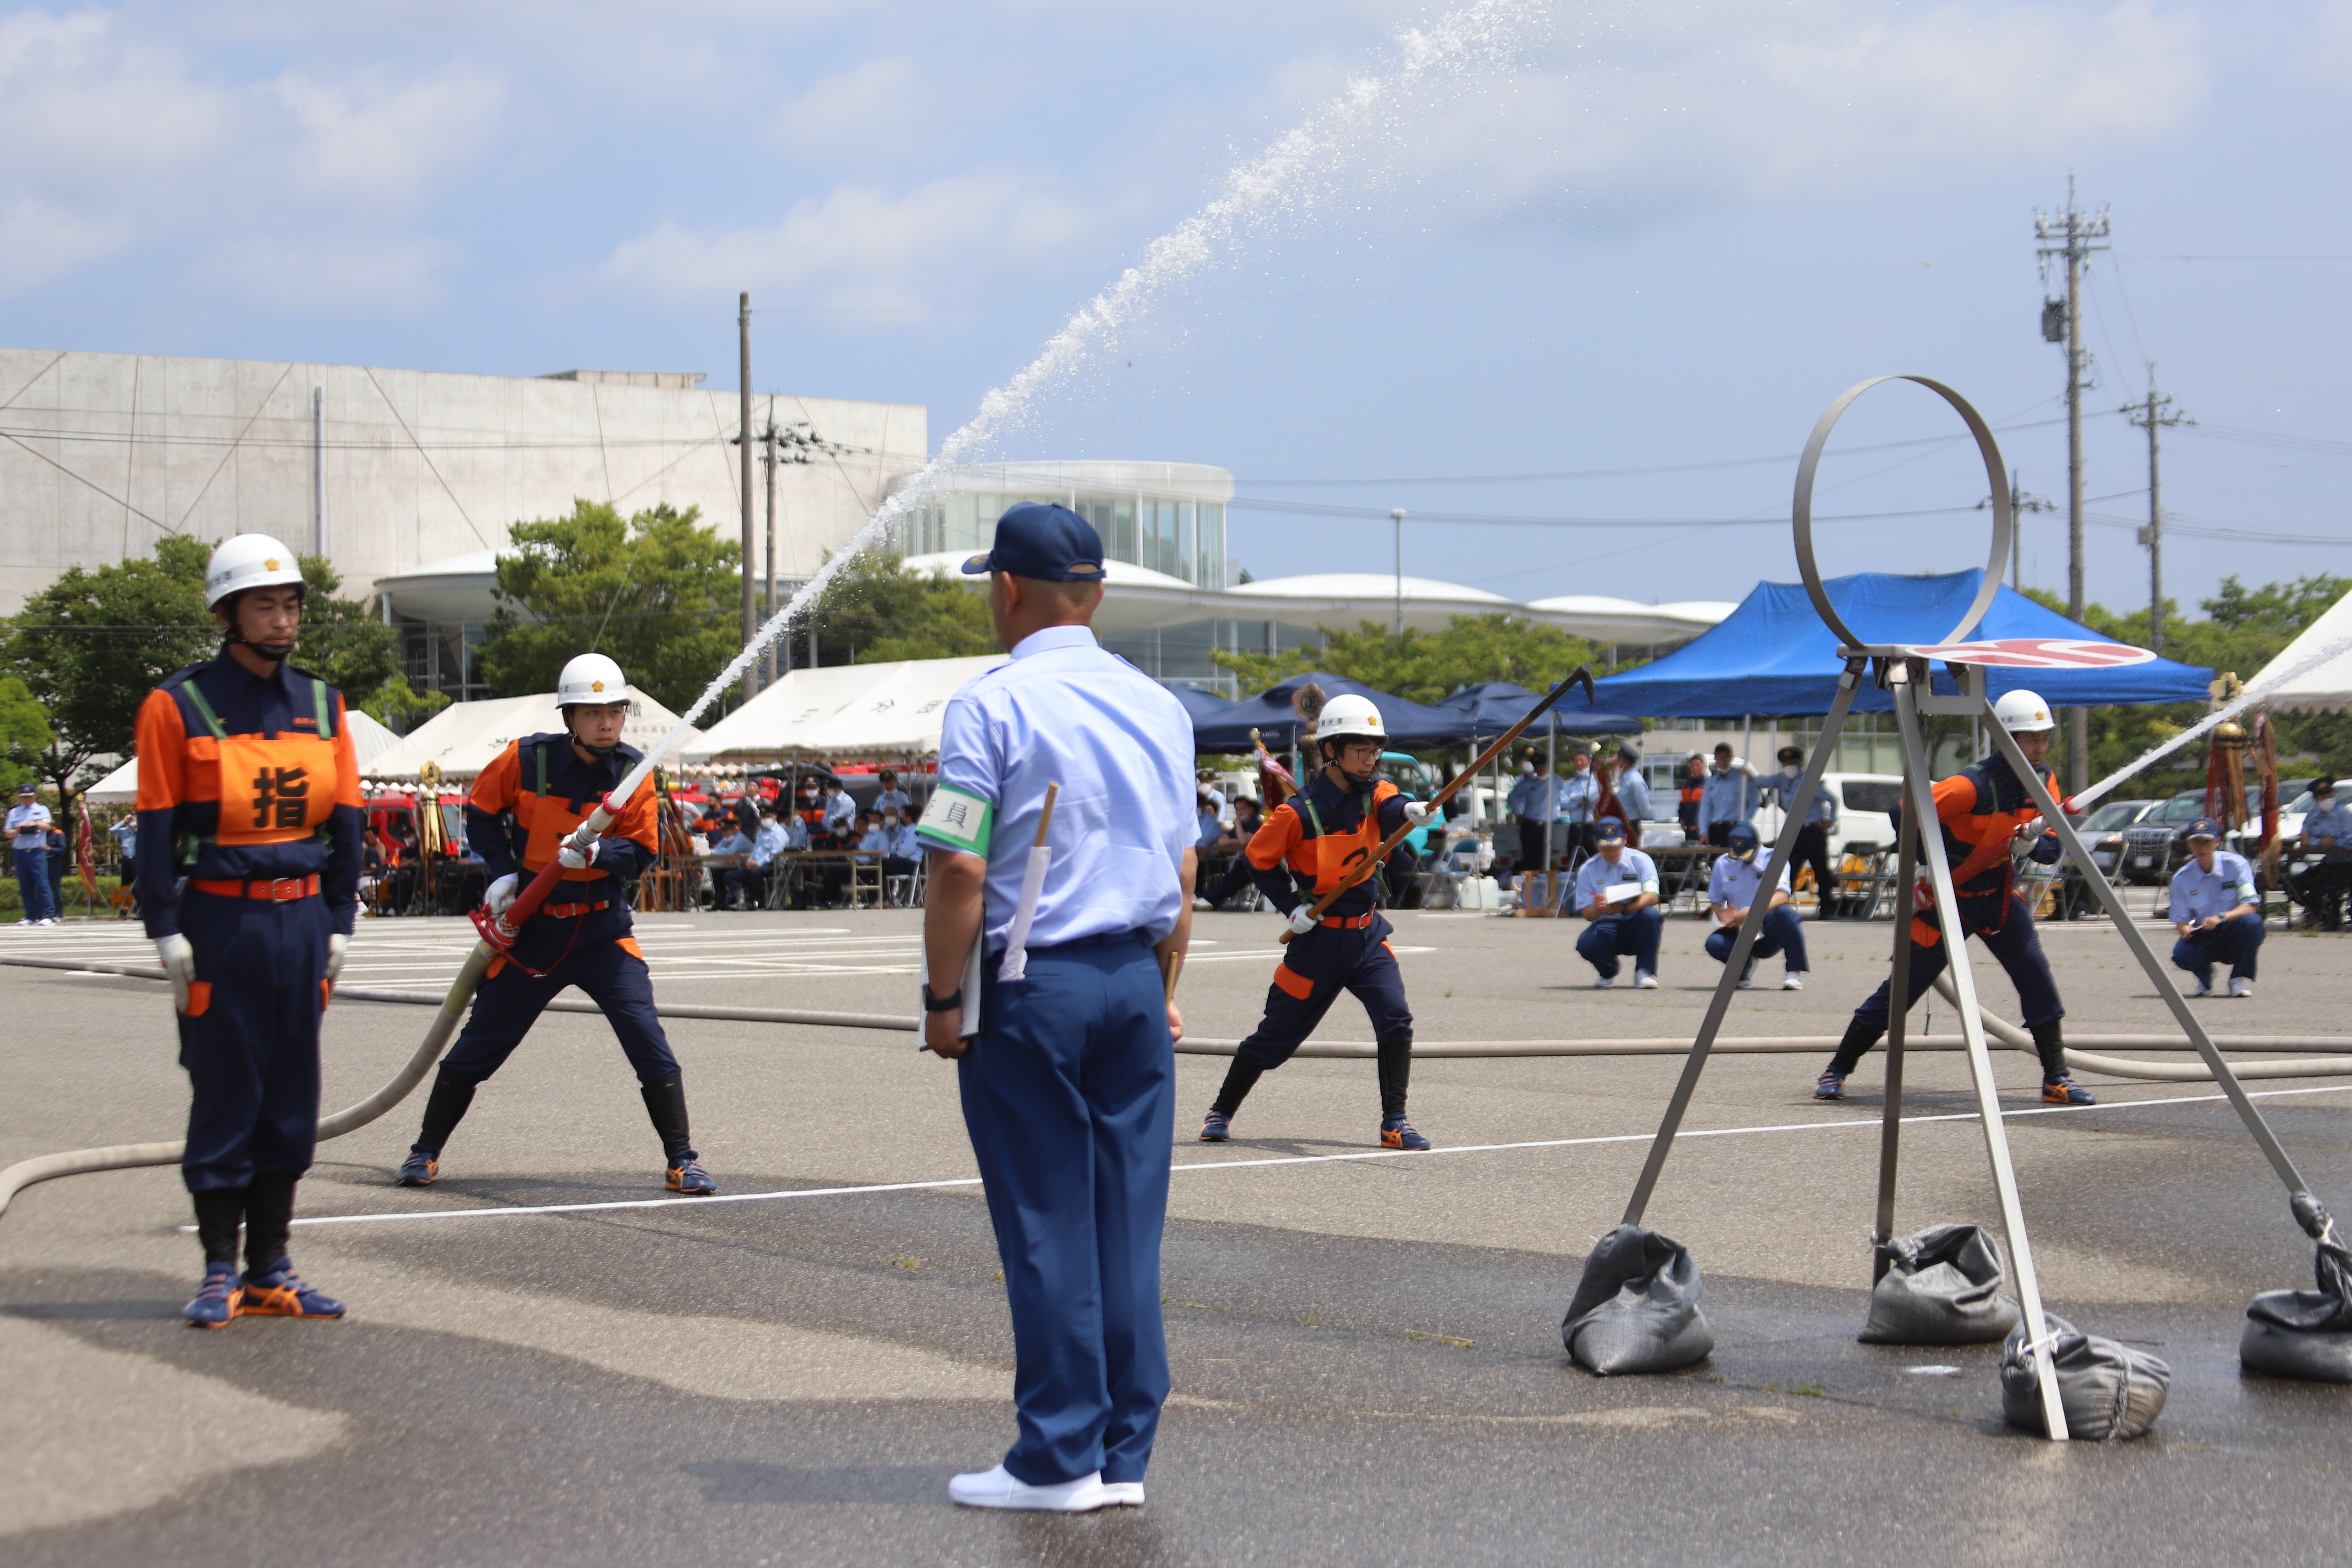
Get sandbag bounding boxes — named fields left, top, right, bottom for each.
left=1561, top=1224, right=1715, bottom=1376
left=1859, top=1223, right=2021, bottom=1345
left=1999, top=1314, right=2170, bottom=1441
left=2239, top=1192, right=2352, bottom=1384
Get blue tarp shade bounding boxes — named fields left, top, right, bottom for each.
left=1591, top=570, right=2214, bottom=717
left=1164, top=683, right=1243, bottom=728
left=1190, top=672, right=1464, bottom=751
left=1429, top=681, right=1642, bottom=738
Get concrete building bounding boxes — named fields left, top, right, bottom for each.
left=0, top=347, right=924, bottom=697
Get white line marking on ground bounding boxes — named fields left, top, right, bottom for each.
left=283, top=1084, right=2352, bottom=1230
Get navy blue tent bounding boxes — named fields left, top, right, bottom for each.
left=1163, top=682, right=1243, bottom=729
left=1430, top=681, right=1642, bottom=739
left=1592, top=570, right=2213, bottom=717
left=1189, top=672, right=1462, bottom=751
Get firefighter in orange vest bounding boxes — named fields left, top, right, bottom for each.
left=137, top=534, right=362, bottom=1328
left=1815, top=688, right=2095, bottom=1106
left=393, top=654, right=717, bottom=1194
left=1199, top=694, right=1441, bottom=1150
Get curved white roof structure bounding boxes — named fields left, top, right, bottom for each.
left=1524, top=595, right=1741, bottom=643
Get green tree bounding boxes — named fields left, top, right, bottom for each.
left=291, top=554, right=404, bottom=700
left=474, top=501, right=744, bottom=712
left=356, top=678, right=451, bottom=734
left=1211, top=614, right=1605, bottom=704
left=803, top=550, right=999, bottom=665
left=0, top=675, right=56, bottom=795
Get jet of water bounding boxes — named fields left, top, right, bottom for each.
left=607, top=0, right=1550, bottom=814
left=2070, top=631, right=2352, bottom=814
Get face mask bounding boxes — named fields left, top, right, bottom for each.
left=1521, top=761, right=1535, bottom=775
left=1782, top=764, right=1801, bottom=779
left=2319, top=796, right=2337, bottom=810
left=884, top=816, right=900, bottom=829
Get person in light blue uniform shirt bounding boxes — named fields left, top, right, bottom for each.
left=918, top=502, right=1196, bottom=1516
left=1607, top=745, right=1651, bottom=833
left=1506, top=750, right=1565, bottom=887
left=2297, top=776, right=2352, bottom=929
left=1761, top=744, right=1839, bottom=917
left=1696, top=743, right=1759, bottom=847
left=738, top=808, right=788, bottom=910
left=1573, top=818, right=1663, bottom=988
left=1705, top=821, right=1808, bottom=990
left=707, top=820, right=752, bottom=910
left=873, top=769, right=913, bottom=819
left=1557, top=748, right=1600, bottom=857
left=2169, top=818, right=2263, bottom=997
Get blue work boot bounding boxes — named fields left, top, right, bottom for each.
left=238, top=1259, right=345, bottom=1319
left=1380, top=1115, right=1431, bottom=1151
left=184, top=1262, right=242, bottom=1329
left=394, top=1150, right=438, bottom=1187
left=1199, top=1110, right=1232, bottom=1143
left=1814, top=1070, right=1847, bottom=1101
left=2042, top=1075, right=2097, bottom=1106
left=666, top=1154, right=717, bottom=1194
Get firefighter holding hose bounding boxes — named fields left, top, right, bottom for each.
left=136, top=534, right=363, bottom=1328
left=1815, top=688, right=2096, bottom=1106
left=1200, top=694, right=1441, bottom=1151
left=393, top=654, right=716, bottom=1194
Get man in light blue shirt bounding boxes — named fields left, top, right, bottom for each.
left=873, top=769, right=913, bottom=818
left=1706, top=822, right=1807, bottom=991
left=1506, top=751, right=1564, bottom=886
left=2297, top=776, right=2352, bottom=930
left=706, top=820, right=752, bottom=910
left=1760, top=744, right=1838, bottom=918
left=917, top=502, right=1194, bottom=1514
left=1573, top=818, right=1663, bottom=988
left=2169, top=818, right=2263, bottom=998
left=1606, top=745, right=1650, bottom=834
left=1557, top=749, right=1600, bottom=853
left=1696, top=744, right=1759, bottom=847
left=822, top=781, right=858, bottom=842
left=736, top=808, right=789, bottom=910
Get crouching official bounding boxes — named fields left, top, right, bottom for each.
left=395, top=653, right=715, bottom=1195
left=919, top=503, right=1196, bottom=1514
left=1574, top=818, right=1663, bottom=988
left=138, top=534, right=361, bottom=1328
left=2170, top=818, right=2263, bottom=998
left=1705, top=821, right=1808, bottom=991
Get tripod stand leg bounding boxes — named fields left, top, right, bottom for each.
left=1892, top=675, right=2069, bottom=1440
left=1872, top=809, right=1922, bottom=1280
left=1622, top=663, right=1864, bottom=1226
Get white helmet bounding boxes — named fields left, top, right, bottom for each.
left=1992, top=688, right=2056, bottom=733
left=557, top=653, right=629, bottom=707
left=1315, top=693, right=1385, bottom=749
left=205, top=533, right=305, bottom=610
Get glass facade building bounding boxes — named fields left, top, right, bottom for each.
left=884, top=460, right=1234, bottom=589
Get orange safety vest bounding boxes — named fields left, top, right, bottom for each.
left=1246, top=776, right=1400, bottom=900
left=469, top=736, right=658, bottom=883
left=1909, top=757, right=2057, bottom=946
left=135, top=668, right=350, bottom=867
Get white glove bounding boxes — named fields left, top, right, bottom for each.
left=558, top=836, right=600, bottom=871
left=484, top=873, right=519, bottom=917
left=325, top=933, right=348, bottom=984
left=1403, top=800, right=1441, bottom=828
left=156, top=933, right=196, bottom=1013
left=1286, top=905, right=1320, bottom=937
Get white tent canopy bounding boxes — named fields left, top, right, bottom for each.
left=84, top=706, right=404, bottom=804
left=686, top=655, right=1004, bottom=763
left=363, top=692, right=700, bottom=780
left=2249, top=585, right=2352, bottom=713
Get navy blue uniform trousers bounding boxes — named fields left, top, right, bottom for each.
left=1850, top=891, right=2064, bottom=1037
left=1578, top=906, right=1663, bottom=980
left=441, top=940, right=679, bottom=1087
left=1704, top=905, right=1808, bottom=974
left=2172, top=911, right=2263, bottom=984
left=1235, top=920, right=1412, bottom=1069
left=960, top=930, right=1173, bottom=1487
left=178, top=889, right=329, bottom=1192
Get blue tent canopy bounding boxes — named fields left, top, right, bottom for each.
left=1163, top=682, right=1243, bottom=729
left=1429, top=681, right=1642, bottom=738
left=1591, top=570, right=2213, bottom=717
left=1189, top=672, right=1463, bottom=751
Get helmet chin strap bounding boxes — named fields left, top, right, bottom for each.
left=564, top=709, right=619, bottom=757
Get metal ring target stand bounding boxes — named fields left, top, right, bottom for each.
left=1617, top=375, right=2337, bottom=1443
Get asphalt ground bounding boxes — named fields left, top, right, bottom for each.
left=3, top=903, right=2350, bottom=1565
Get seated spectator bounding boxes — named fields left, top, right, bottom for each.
left=1572, top=818, right=1663, bottom=989
left=874, top=769, right=913, bottom=819
left=1705, top=822, right=1808, bottom=991
left=2297, top=776, right=2352, bottom=930
left=822, top=780, right=858, bottom=843
left=707, top=820, right=753, bottom=909
left=1194, top=796, right=1265, bottom=909
left=2170, top=818, right=2263, bottom=998
left=737, top=807, right=789, bottom=910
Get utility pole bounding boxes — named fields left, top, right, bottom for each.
left=312, top=386, right=326, bottom=556
left=738, top=292, right=756, bottom=702
left=1390, top=508, right=1406, bottom=637
left=2124, top=371, right=2191, bottom=655
left=761, top=395, right=782, bottom=687
left=2035, top=175, right=2109, bottom=792
left=2004, top=470, right=2054, bottom=591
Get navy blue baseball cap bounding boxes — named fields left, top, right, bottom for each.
left=1727, top=821, right=1760, bottom=856
left=961, top=502, right=1107, bottom=583
left=1592, top=818, right=1626, bottom=845
left=2185, top=817, right=2223, bottom=841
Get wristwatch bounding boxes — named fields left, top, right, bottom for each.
left=921, top=985, right=962, bottom=1013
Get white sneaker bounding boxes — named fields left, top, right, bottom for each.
left=1592, top=975, right=1615, bottom=989
left=2188, top=976, right=2213, bottom=998
left=1783, top=973, right=1804, bottom=992
left=948, top=1465, right=1115, bottom=1512
left=1735, top=969, right=1755, bottom=991
left=1101, top=1481, right=1145, bottom=1507
left=1634, top=971, right=1658, bottom=990
left=1192, top=897, right=1213, bottom=911
left=2230, top=975, right=2253, bottom=998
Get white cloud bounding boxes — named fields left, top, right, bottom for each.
left=602, top=171, right=1099, bottom=308
left=2299, top=0, right=2352, bottom=83
left=272, top=62, right=505, bottom=215
left=207, top=233, right=466, bottom=312
left=766, top=55, right=930, bottom=160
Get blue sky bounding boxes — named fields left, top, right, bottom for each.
left=4, top=0, right=2348, bottom=619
